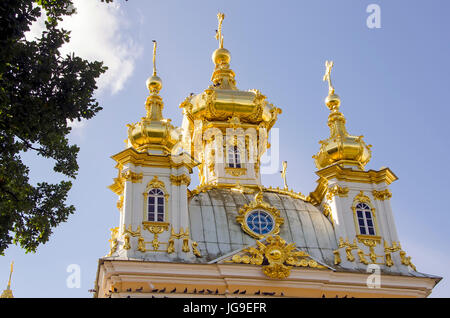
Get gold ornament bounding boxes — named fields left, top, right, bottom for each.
left=230, top=235, right=326, bottom=279
left=372, top=189, right=392, bottom=201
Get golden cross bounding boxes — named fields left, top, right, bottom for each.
left=323, top=60, right=335, bottom=95
left=152, top=40, right=157, bottom=76
left=215, top=12, right=225, bottom=48
left=281, top=161, right=288, bottom=190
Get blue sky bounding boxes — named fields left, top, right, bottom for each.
left=1, top=0, right=449, bottom=297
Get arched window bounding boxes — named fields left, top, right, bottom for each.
left=356, top=202, right=375, bottom=235
left=228, top=145, right=241, bottom=168
left=147, top=188, right=165, bottom=222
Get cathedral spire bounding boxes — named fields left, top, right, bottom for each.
left=313, top=61, right=372, bottom=170
left=145, top=40, right=163, bottom=120
left=126, top=41, right=177, bottom=153
left=1, top=261, right=14, bottom=298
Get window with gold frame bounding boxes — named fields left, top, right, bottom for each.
left=142, top=176, right=169, bottom=224
left=351, top=191, right=379, bottom=237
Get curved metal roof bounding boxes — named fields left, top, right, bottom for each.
left=188, top=188, right=337, bottom=265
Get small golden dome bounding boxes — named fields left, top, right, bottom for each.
left=127, top=118, right=178, bottom=152
left=314, top=96, right=371, bottom=170
left=146, top=75, right=162, bottom=93
left=314, top=133, right=372, bottom=170
left=212, top=48, right=231, bottom=66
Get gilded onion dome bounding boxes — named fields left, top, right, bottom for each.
left=180, top=13, right=281, bottom=130
left=313, top=61, right=372, bottom=170
left=127, top=41, right=179, bottom=153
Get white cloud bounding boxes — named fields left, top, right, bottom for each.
left=26, top=0, right=142, bottom=95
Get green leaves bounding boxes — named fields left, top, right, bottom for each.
left=0, top=0, right=108, bottom=254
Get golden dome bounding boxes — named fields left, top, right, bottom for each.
left=127, top=44, right=179, bottom=153
left=127, top=117, right=178, bottom=152
left=313, top=99, right=372, bottom=170
left=315, top=61, right=371, bottom=170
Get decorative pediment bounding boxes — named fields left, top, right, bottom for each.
left=220, top=235, right=329, bottom=279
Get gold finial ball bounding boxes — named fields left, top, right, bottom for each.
left=325, top=93, right=341, bottom=110
left=212, top=48, right=231, bottom=66
left=146, top=75, right=162, bottom=93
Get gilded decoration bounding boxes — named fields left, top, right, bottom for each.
left=326, top=185, right=349, bottom=201
left=308, top=166, right=397, bottom=206
left=356, top=235, right=383, bottom=264
left=167, top=227, right=191, bottom=254
left=170, top=174, right=191, bottom=186
left=225, top=167, right=247, bottom=176
left=123, top=234, right=131, bottom=250
left=124, top=224, right=141, bottom=237
left=372, top=189, right=392, bottom=201
left=107, top=227, right=119, bottom=257
left=146, top=176, right=167, bottom=192
left=280, top=161, right=288, bottom=190
left=322, top=203, right=335, bottom=227
left=108, top=167, right=125, bottom=196
left=384, top=241, right=402, bottom=267
left=229, top=235, right=327, bottom=279
left=116, top=195, right=124, bottom=212
left=236, top=191, right=284, bottom=239
left=400, top=251, right=417, bottom=271
left=192, top=242, right=202, bottom=257
left=121, top=170, right=143, bottom=183
left=335, top=237, right=416, bottom=268
left=337, top=237, right=358, bottom=262
left=142, top=222, right=170, bottom=251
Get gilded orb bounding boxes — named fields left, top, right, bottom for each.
left=212, top=48, right=231, bottom=66
left=325, top=93, right=341, bottom=110
left=146, top=75, right=162, bottom=93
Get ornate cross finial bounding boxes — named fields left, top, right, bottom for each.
left=281, top=161, right=288, bottom=190
left=323, top=60, right=335, bottom=95
left=215, top=12, right=225, bottom=48
left=1, top=261, right=14, bottom=298
left=152, top=40, right=157, bottom=76
left=7, top=261, right=13, bottom=289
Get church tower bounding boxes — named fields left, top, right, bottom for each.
left=106, top=41, right=198, bottom=262
left=309, top=61, right=414, bottom=273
